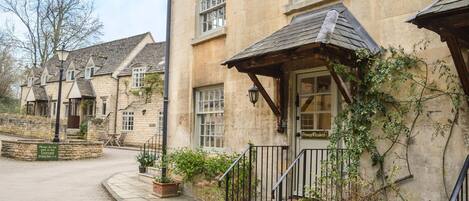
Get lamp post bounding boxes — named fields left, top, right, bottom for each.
left=53, top=45, right=69, bottom=143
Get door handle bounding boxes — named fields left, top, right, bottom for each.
left=295, top=132, right=301, bottom=137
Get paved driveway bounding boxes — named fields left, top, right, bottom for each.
left=0, top=134, right=139, bottom=201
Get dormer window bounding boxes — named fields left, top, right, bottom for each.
left=41, top=74, right=47, bottom=85
left=132, top=67, right=145, bottom=88
left=85, top=66, right=95, bottom=79
left=27, top=77, right=34, bottom=87
left=67, top=70, right=75, bottom=81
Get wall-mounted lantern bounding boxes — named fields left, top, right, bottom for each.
left=248, top=84, right=259, bottom=106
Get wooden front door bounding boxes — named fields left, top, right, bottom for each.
left=67, top=99, right=80, bottom=129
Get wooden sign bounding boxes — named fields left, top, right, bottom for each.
left=37, top=144, right=59, bottom=161
left=301, top=131, right=329, bottom=139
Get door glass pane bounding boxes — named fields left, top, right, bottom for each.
left=300, top=96, right=315, bottom=112
left=316, top=95, right=331, bottom=111
left=301, top=114, right=314, bottom=129
left=317, top=76, right=331, bottom=93
left=300, top=77, right=315, bottom=94
left=317, top=113, right=331, bottom=129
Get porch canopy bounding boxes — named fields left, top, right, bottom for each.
left=409, top=0, right=469, bottom=96
left=26, top=86, right=48, bottom=102
left=67, top=79, right=96, bottom=99
left=223, top=3, right=379, bottom=129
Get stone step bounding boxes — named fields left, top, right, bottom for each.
left=137, top=173, right=154, bottom=184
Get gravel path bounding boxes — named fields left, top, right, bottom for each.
left=0, top=134, right=139, bottom=201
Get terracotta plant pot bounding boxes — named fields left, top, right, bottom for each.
left=138, top=166, right=146, bottom=173
left=153, top=181, right=180, bottom=198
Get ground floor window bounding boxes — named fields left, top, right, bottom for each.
left=195, top=86, right=224, bottom=149
left=51, top=102, right=57, bottom=116
left=122, top=112, right=134, bottom=131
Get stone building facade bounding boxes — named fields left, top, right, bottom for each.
left=167, top=0, right=469, bottom=200
left=19, top=33, right=166, bottom=146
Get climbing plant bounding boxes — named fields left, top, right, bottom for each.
left=324, top=41, right=466, bottom=200
left=130, top=73, right=163, bottom=103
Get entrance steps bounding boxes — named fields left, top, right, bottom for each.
left=137, top=166, right=161, bottom=184
left=66, top=128, right=85, bottom=140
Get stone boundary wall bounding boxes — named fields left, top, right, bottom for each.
left=0, top=113, right=66, bottom=140
left=1, top=140, right=103, bottom=161
left=87, top=118, right=109, bottom=142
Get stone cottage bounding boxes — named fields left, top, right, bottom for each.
left=19, top=32, right=166, bottom=146
left=165, top=0, right=469, bottom=200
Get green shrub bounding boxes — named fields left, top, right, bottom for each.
left=79, top=122, right=88, bottom=135
left=168, top=149, right=237, bottom=182
left=136, top=152, right=156, bottom=167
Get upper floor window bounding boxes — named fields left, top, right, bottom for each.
left=84, top=67, right=95, bottom=79
left=132, top=67, right=145, bottom=88
left=27, top=77, right=34, bottom=87
left=199, top=0, right=226, bottom=34
left=67, top=70, right=75, bottom=81
left=41, top=74, right=47, bottom=85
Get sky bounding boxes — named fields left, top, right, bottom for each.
left=0, top=0, right=168, bottom=44
left=94, top=0, right=167, bottom=42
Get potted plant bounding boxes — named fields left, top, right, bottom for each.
left=153, top=176, right=180, bottom=198
left=136, top=152, right=156, bottom=173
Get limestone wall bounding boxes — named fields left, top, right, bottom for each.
left=116, top=75, right=164, bottom=147
left=0, top=113, right=66, bottom=140
left=1, top=140, right=103, bottom=161
left=169, top=0, right=469, bottom=200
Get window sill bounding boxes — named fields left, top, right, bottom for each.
left=284, top=0, right=335, bottom=15
left=191, top=27, right=227, bottom=46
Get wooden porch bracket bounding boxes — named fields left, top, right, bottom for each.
left=327, top=65, right=353, bottom=104
left=446, top=35, right=469, bottom=97
left=247, top=73, right=281, bottom=118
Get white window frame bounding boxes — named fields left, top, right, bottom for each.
left=27, top=77, right=34, bottom=87
left=41, top=74, right=47, bottom=85
left=67, top=70, right=75, bottom=81
left=84, top=66, right=95, bottom=79
left=51, top=101, right=57, bottom=116
left=199, top=0, right=226, bottom=35
left=132, top=67, right=146, bottom=88
left=195, top=85, right=224, bottom=150
left=102, top=99, right=107, bottom=115
left=122, top=111, right=134, bottom=131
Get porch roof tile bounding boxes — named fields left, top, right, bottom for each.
left=223, top=3, right=379, bottom=65
left=410, top=0, right=469, bottom=20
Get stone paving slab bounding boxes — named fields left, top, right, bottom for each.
left=102, top=171, right=194, bottom=201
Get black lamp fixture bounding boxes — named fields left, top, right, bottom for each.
left=248, top=84, right=259, bottom=106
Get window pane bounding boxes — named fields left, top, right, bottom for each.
left=300, top=77, right=315, bottom=94
left=316, top=76, right=331, bottom=93
left=301, top=114, right=314, bottom=129
left=317, top=113, right=331, bottom=129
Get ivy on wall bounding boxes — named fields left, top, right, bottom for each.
left=129, top=73, right=163, bottom=103
left=326, top=41, right=466, bottom=200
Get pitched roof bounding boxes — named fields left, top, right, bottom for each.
left=410, top=0, right=469, bottom=20
left=118, top=42, right=166, bottom=76
left=67, top=78, right=95, bottom=99
left=45, top=32, right=151, bottom=82
left=27, top=86, right=48, bottom=101
left=224, top=3, right=379, bottom=64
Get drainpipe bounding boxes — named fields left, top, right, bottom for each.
left=161, top=0, right=172, bottom=179
left=114, top=77, right=119, bottom=134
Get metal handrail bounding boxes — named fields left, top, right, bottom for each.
left=450, top=155, right=469, bottom=201
left=218, top=145, right=251, bottom=184
left=271, top=149, right=306, bottom=196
